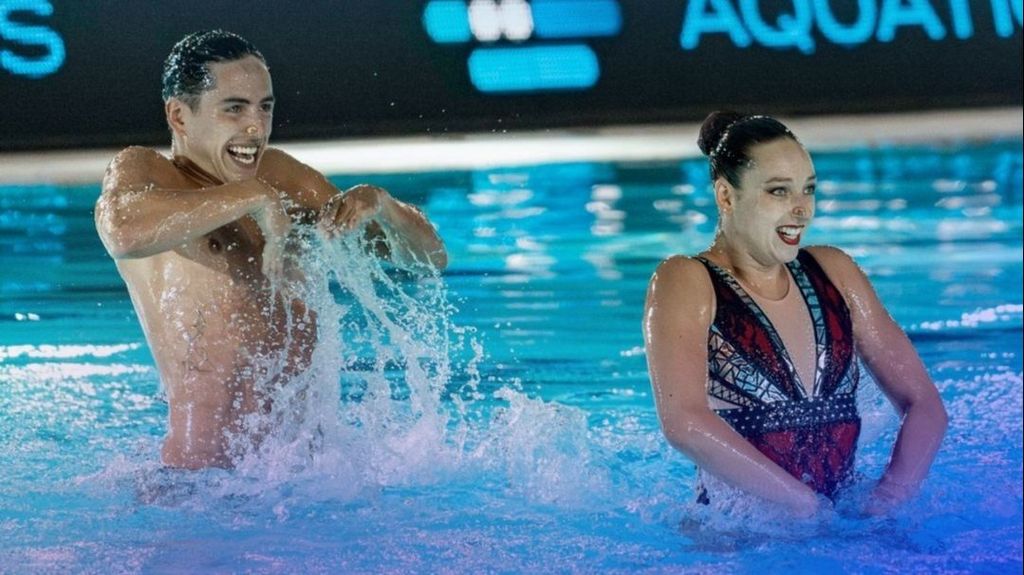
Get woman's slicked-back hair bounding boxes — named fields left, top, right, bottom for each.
left=698, top=111, right=798, bottom=188
left=161, top=30, right=265, bottom=109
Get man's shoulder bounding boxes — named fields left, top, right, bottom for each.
left=259, top=147, right=303, bottom=171
left=111, top=146, right=170, bottom=166
left=259, top=147, right=332, bottom=205
left=260, top=147, right=326, bottom=182
left=103, top=147, right=179, bottom=192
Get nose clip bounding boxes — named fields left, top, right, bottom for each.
left=246, top=125, right=258, bottom=136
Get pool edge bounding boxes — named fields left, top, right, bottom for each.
left=1, top=107, right=1021, bottom=185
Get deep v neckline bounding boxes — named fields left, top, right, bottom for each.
left=700, top=257, right=823, bottom=401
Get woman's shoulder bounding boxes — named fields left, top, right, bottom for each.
left=648, top=254, right=715, bottom=305
left=653, top=254, right=711, bottom=281
left=646, top=254, right=717, bottom=329
left=804, top=244, right=853, bottom=264
left=805, top=244, right=860, bottom=266
left=803, top=245, right=870, bottom=295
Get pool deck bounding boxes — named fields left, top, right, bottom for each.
left=1, top=107, right=1021, bottom=185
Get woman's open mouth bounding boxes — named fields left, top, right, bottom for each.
left=776, top=225, right=803, bottom=246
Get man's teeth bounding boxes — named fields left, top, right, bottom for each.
left=777, top=226, right=801, bottom=239
left=228, top=145, right=258, bottom=164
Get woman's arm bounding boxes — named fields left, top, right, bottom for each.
left=808, top=246, right=948, bottom=513
left=644, top=256, right=820, bottom=516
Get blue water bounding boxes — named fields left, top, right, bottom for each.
left=1, top=139, right=1022, bottom=574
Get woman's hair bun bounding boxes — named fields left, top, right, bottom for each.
left=697, top=111, right=744, bottom=156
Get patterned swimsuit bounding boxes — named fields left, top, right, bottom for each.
left=697, top=249, right=861, bottom=498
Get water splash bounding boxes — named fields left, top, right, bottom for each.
left=116, top=227, right=612, bottom=511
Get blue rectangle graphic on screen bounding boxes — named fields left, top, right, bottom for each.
left=532, top=0, right=622, bottom=39
left=423, top=0, right=472, bottom=43
left=468, top=45, right=599, bottom=92
left=423, top=0, right=622, bottom=43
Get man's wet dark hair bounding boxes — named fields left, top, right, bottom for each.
left=697, top=111, right=798, bottom=188
left=161, top=30, right=265, bottom=110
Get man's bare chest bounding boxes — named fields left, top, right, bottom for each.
left=205, top=216, right=264, bottom=257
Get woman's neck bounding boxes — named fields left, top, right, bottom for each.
left=705, top=235, right=789, bottom=298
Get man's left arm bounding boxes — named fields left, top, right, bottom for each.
left=260, top=149, right=448, bottom=273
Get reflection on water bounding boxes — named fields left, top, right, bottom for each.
left=0, top=139, right=1021, bottom=572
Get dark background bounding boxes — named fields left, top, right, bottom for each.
left=1, top=1, right=1021, bottom=151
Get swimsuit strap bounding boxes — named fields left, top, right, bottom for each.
left=794, top=250, right=858, bottom=398
left=697, top=255, right=806, bottom=402
left=697, top=250, right=859, bottom=407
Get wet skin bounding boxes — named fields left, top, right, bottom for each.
left=96, top=56, right=447, bottom=469
left=643, top=137, right=948, bottom=516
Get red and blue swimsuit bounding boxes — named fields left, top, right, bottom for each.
left=697, top=249, right=861, bottom=498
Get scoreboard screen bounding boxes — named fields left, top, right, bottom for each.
left=1, top=0, right=1020, bottom=150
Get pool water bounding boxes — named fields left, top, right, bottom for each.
left=1, top=138, right=1022, bottom=573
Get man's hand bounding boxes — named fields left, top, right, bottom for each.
left=315, top=182, right=447, bottom=272
left=317, top=184, right=386, bottom=240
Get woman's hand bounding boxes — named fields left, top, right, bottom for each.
left=864, top=476, right=917, bottom=516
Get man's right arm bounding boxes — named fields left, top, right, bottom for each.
left=95, top=147, right=288, bottom=260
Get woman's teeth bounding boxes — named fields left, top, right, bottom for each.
left=777, top=226, right=802, bottom=245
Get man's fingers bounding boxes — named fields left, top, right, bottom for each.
left=332, top=205, right=363, bottom=234
left=319, top=196, right=375, bottom=242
